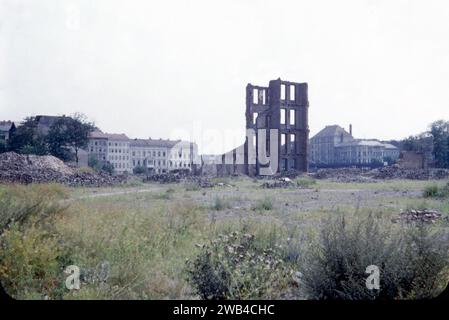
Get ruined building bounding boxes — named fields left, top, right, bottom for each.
left=216, top=78, right=309, bottom=176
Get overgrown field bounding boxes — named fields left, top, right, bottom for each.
left=1, top=177, right=448, bottom=300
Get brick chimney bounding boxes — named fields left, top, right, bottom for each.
left=349, top=124, right=353, bottom=136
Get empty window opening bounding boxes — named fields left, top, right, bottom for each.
left=280, top=158, right=288, bottom=171
left=253, top=88, right=258, bottom=104
left=289, top=109, right=295, bottom=125
left=289, top=158, right=296, bottom=170
left=290, top=85, right=295, bottom=101
left=266, top=137, right=270, bottom=157
left=253, top=112, right=258, bottom=125
left=290, top=134, right=296, bottom=153
left=261, top=90, right=266, bottom=104
left=281, top=84, right=286, bottom=100
left=281, top=133, right=286, bottom=149
left=280, top=109, right=286, bottom=124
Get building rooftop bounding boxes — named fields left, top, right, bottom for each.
left=336, top=139, right=398, bottom=149
left=0, top=121, right=15, bottom=132
left=311, top=125, right=353, bottom=139
left=89, top=130, right=129, bottom=141
left=130, top=138, right=184, bottom=148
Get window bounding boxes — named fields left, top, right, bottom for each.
left=290, top=85, right=295, bottom=101
left=290, top=134, right=296, bottom=153
left=253, top=88, right=258, bottom=104
left=281, top=84, right=286, bottom=100
left=281, top=134, right=286, bottom=148
left=262, top=90, right=266, bottom=104
left=253, top=112, right=258, bottom=125
left=289, top=109, right=295, bottom=125
left=280, top=109, right=286, bottom=124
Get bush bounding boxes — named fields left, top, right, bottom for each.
left=186, top=231, right=292, bottom=300
left=0, top=184, right=71, bottom=299
left=185, top=182, right=201, bottom=191
left=295, top=177, right=317, bottom=189
left=252, top=197, right=273, bottom=211
left=423, top=183, right=449, bottom=198
left=133, top=165, right=148, bottom=175
left=212, top=197, right=231, bottom=211
left=302, top=214, right=449, bottom=300
left=0, top=184, right=69, bottom=233
left=154, top=188, right=175, bottom=200
left=101, top=162, right=114, bottom=175
left=0, top=223, right=69, bottom=299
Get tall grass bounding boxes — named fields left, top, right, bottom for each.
left=301, top=214, right=449, bottom=300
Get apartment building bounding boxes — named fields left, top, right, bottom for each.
left=88, top=131, right=197, bottom=174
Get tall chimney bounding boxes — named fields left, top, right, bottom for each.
left=349, top=124, right=353, bottom=136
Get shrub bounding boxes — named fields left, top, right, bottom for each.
left=0, top=184, right=69, bottom=233
left=295, top=177, right=317, bottom=189
left=0, top=184, right=71, bottom=299
left=186, top=231, right=292, bottom=300
left=212, top=197, right=231, bottom=211
left=133, top=165, right=148, bottom=175
left=302, top=214, right=449, bottom=300
left=252, top=197, right=273, bottom=211
left=101, top=162, right=114, bottom=175
left=185, top=182, right=201, bottom=191
left=154, top=188, right=175, bottom=200
left=0, top=223, right=69, bottom=299
left=423, top=183, right=449, bottom=198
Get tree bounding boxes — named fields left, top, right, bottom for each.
left=429, top=120, right=449, bottom=168
left=47, top=113, right=95, bottom=164
left=8, top=117, right=48, bottom=155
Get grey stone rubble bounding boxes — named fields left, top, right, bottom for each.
left=0, top=152, right=126, bottom=187
left=392, top=209, right=443, bottom=224
left=313, top=167, right=449, bottom=182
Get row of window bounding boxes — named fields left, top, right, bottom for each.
left=280, top=109, right=295, bottom=125
left=109, top=155, right=130, bottom=161
left=251, top=84, right=296, bottom=105
left=133, top=150, right=166, bottom=157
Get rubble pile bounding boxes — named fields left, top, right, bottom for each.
left=261, top=177, right=294, bottom=189
left=369, top=167, right=449, bottom=180
left=313, top=168, right=376, bottom=183
left=0, top=152, right=125, bottom=187
left=313, top=166, right=449, bottom=182
left=392, top=209, right=443, bottom=224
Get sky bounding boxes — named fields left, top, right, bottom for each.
left=1, top=0, right=449, bottom=154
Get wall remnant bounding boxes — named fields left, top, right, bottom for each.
left=217, top=78, right=309, bottom=176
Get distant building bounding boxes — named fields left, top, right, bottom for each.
left=397, top=151, right=428, bottom=169
left=130, top=138, right=171, bottom=173
left=310, top=125, right=400, bottom=167
left=35, top=115, right=66, bottom=135
left=88, top=131, right=198, bottom=174
left=0, top=121, right=16, bottom=142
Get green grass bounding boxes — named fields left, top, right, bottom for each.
left=1, top=176, right=448, bottom=300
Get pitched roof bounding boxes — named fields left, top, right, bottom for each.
left=336, top=139, right=399, bottom=149
left=0, top=121, right=15, bottom=132
left=89, top=130, right=129, bottom=141
left=130, top=138, right=181, bottom=148
left=311, top=125, right=352, bottom=139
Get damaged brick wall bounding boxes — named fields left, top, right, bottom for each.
left=217, top=78, right=309, bottom=176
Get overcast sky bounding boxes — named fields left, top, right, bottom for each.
left=1, top=0, right=449, bottom=154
